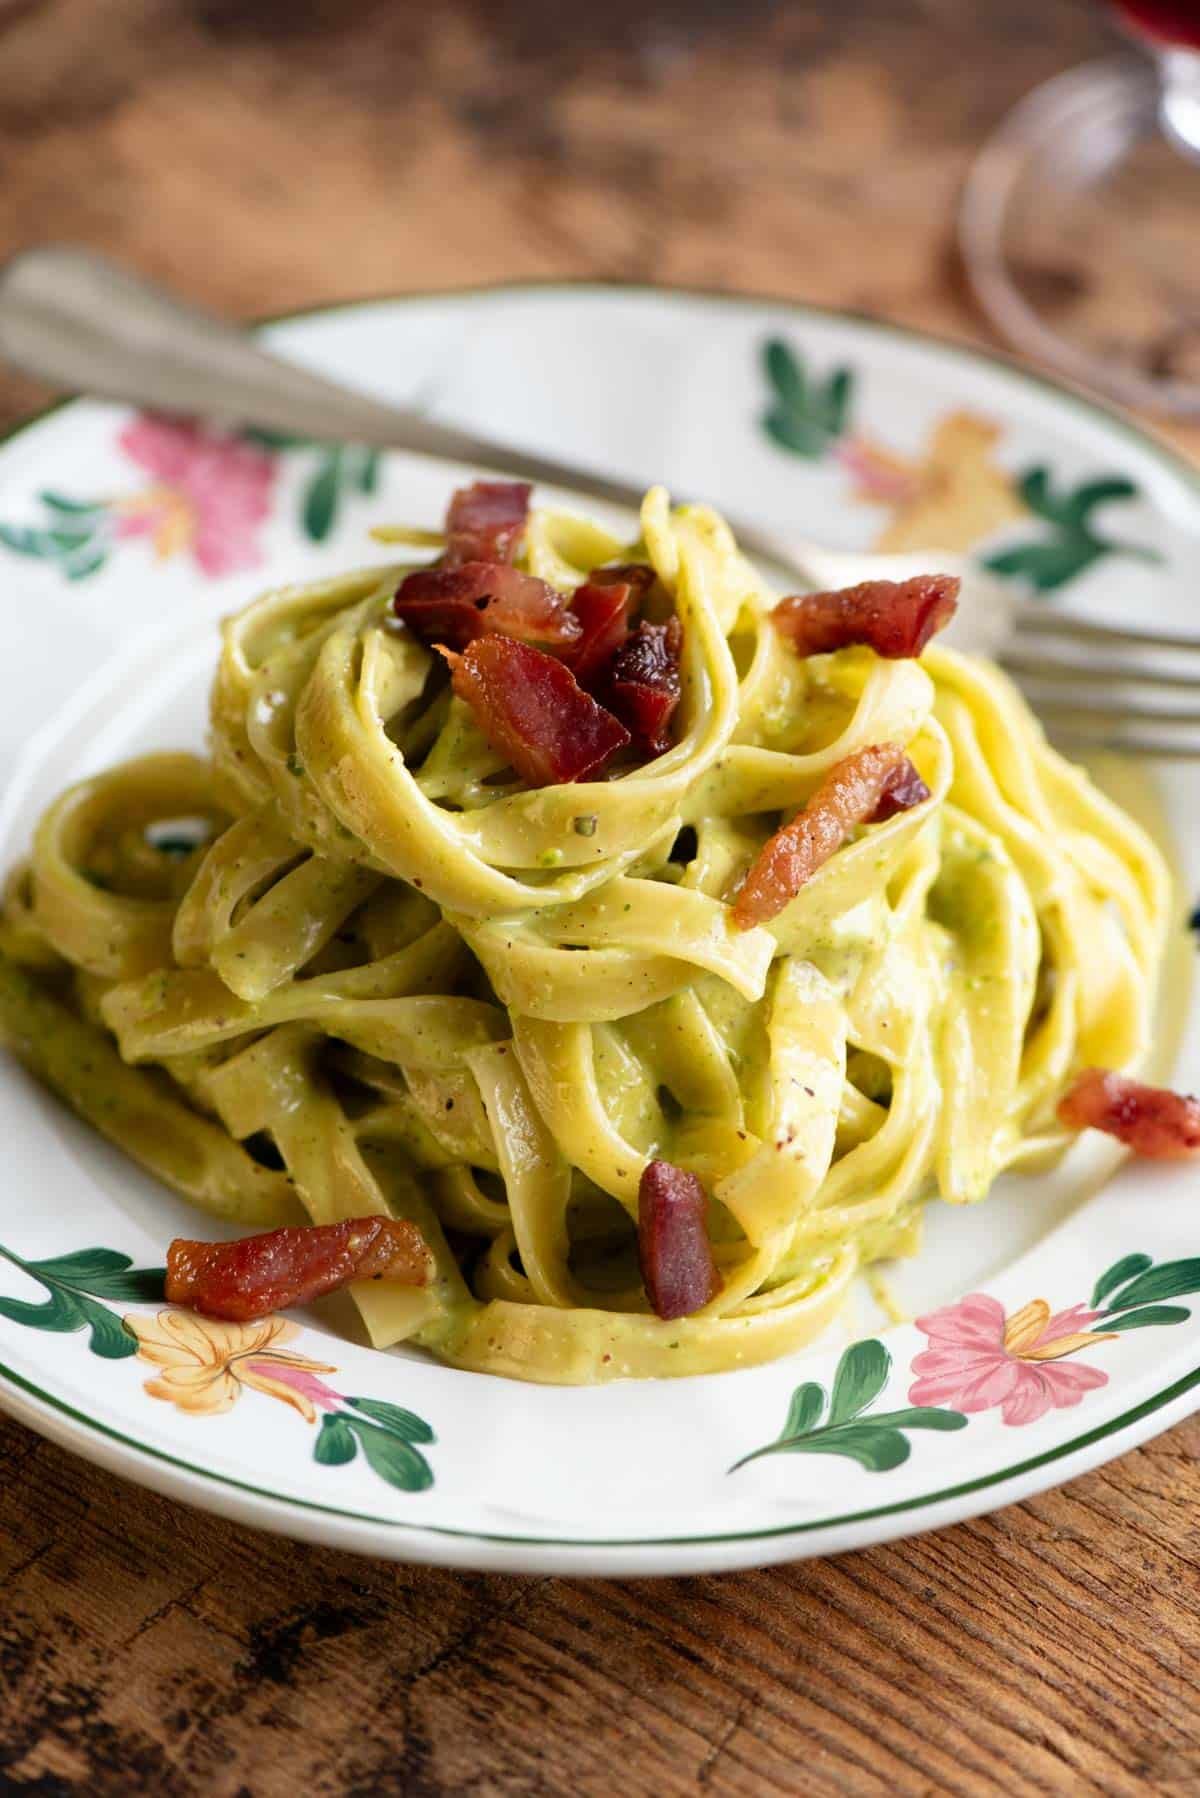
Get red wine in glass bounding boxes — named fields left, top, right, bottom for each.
left=1114, top=1, right=1200, bottom=51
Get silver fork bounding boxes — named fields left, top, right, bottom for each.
left=1, top=247, right=1196, bottom=757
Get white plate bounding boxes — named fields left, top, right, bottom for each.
left=0, top=284, right=1197, bottom=1578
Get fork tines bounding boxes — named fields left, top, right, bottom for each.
left=1000, top=603, right=1200, bottom=757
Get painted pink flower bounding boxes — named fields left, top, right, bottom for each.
left=835, top=435, right=921, bottom=506
left=908, top=1293, right=1117, bottom=1427
left=243, top=1357, right=343, bottom=1416
left=113, top=413, right=276, bottom=576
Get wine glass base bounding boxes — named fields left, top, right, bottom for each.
left=961, top=56, right=1200, bottom=418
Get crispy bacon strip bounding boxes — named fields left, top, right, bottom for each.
left=1057, top=1069, right=1200, bottom=1160
left=773, top=574, right=959, bottom=660
left=638, top=1160, right=723, bottom=1321
left=165, top=1218, right=432, bottom=1322
left=606, top=617, right=683, bottom=756
left=443, top=480, right=531, bottom=566
left=563, top=563, right=655, bottom=687
left=563, top=580, right=633, bottom=684
left=442, top=635, right=630, bottom=785
left=732, top=743, right=929, bottom=928
left=393, top=561, right=581, bottom=650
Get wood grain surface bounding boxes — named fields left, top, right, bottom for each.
left=0, top=3, right=1198, bottom=1793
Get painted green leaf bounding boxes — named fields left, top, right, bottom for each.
left=1066, top=477, right=1137, bottom=523
left=81, top=1297, right=138, bottom=1359
left=1092, top=1253, right=1154, bottom=1308
left=0, top=524, right=57, bottom=558
left=989, top=467, right=1156, bottom=595
left=729, top=1395, right=962, bottom=1475
left=1016, top=467, right=1137, bottom=530
left=314, top=1414, right=358, bottom=1466
left=39, top=491, right=104, bottom=517
left=303, top=450, right=344, bottom=542
left=780, top=1381, right=826, bottom=1440
left=828, top=1338, right=890, bottom=1427
left=240, top=426, right=307, bottom=451
left=763, top=408, right=830, bottom=459
left=31, top=1249, right=131, bottom=1281
left=764, top=338, right=807, bottom=412
left=866, top=1407, right=968, bottom=1431
left=64, top=547, right=108, bottom=582
left=1101, top=1305, right=1191, bottom=1332
left=1021, top=463, right=1115, bottom=525
left=1016, top=466, right=1056, bottom=523
left=982, top=537, right=1106, bottom=593
left=72, top=1266, right=165, bottom=1301
left=47, top=526, right=94, bottom=551
left=0, top=1245, right=153, bottom=1358
left=347, top=1397, right=435, bottom=1443
left=356, top=449, right=381, bottom=495
left=349, top=1418, right=433, bottom=1492
left=1101, top=1259, right=1200, bottom=1310
left=0, top=1287, right=83, bottom=1332
left=820, top=367, right=853, bottom=436
left=760, top=339, right=853, bottom=460
left=977, top=544, right=1032, bottom=579
left=28, top=1249, right=165, bottom=1302
left=783, top=1422, right=912, bottom=1473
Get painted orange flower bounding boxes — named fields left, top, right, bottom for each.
left=839, top=412, right=1025, bottom=554
left=127, top=1310, right=341, bottom=1421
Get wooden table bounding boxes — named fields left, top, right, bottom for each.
left=1, top=3, right=1198, bottom=1792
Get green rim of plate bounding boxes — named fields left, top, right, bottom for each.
left=0, top=280, right=1197, bottom=1555
left=2, top=1352, right=1199, bottom=1549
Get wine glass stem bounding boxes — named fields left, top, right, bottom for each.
left=1159, top=49, right=1200, bottom=161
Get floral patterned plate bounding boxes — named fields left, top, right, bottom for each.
left=0, top=284, right=1197, bottom=1577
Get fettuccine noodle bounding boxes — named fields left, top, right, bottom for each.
left=0, top=487, right=1169, bottom=1381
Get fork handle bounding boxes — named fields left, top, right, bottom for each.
left=0, top=247, right=994, bottom=626
left=0, top=247, right=655, bottom=505
left=0, top=247, right=847, bottom=578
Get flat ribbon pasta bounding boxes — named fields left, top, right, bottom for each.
left=0, top=488, right=1169, bottom=1382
